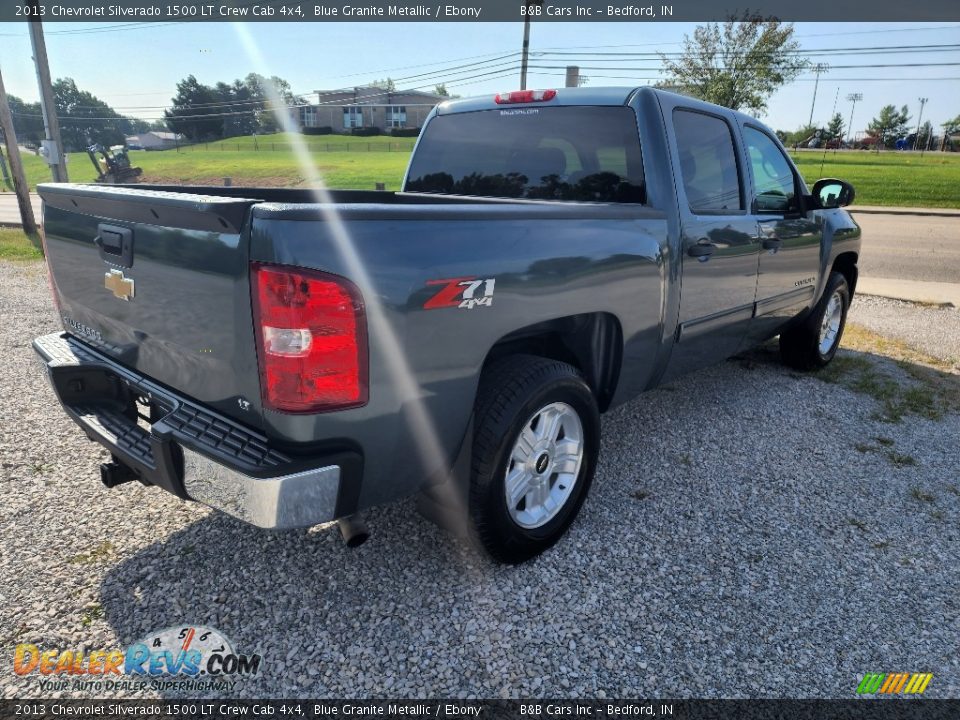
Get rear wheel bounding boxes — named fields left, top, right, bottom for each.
left=469, top=355, right=600, bottom=564
left=779, top=271, right=851, bottom=370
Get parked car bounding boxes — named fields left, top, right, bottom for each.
left=34, top=87, right=861, bottom=563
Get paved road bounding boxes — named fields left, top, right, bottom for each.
left=0, top=193, right=41, bottom=227
left=853, top=212, right=960, bottom=284
left=3, top=193, right=958, bottom=284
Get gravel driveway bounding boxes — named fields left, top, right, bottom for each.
left=2, top=261, right=958, bottom=699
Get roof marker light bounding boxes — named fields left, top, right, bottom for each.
left=494, top=89, right=557, bottom=105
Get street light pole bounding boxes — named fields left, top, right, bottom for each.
left=519, top=0, right=543, bottom=90
left=913, top=97, right=928, bottom=151
left=807, top=63, right=829, bottom=128
left=845, top=92, right=862, bottom=147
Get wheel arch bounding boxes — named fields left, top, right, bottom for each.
left=831, top=251, right=859, bottom=297
left=482, top=312, right=623, bottom=412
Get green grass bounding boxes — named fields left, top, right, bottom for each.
left=0, top=228, right=43, bottom=261
left=178, top=131, right=415, bottom=152
left=22, top=144, right=409, bottom=191
left=17, top=134, right=960, bottom=207
left=790, top=149, right=960, bottom=208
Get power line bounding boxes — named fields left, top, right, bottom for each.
left=0, top=21, right=185, bottom=37
left=537, top=43, right=960, bottom=58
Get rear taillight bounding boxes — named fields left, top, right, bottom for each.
left=494, top=89, right=557, bottom=104
left=251, top=263, right=368, bottom=413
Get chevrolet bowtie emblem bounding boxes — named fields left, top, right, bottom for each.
left=104, top=269, right=135, bottom=301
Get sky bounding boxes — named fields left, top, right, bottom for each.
left=0, top=20, right=958, bottom=135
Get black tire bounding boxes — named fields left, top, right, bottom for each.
left=469, top=355, right=600, bottom=564
left=779, top=271, right=851, bottom=370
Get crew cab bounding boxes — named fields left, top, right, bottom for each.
left=34, top=87, right=861, bottom=563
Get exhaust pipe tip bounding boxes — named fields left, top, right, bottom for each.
left=337, top=514, right=370, bottom=548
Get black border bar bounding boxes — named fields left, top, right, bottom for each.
left=2, top=0, right=959, bottom=23
left=3, top=700, right=960, bottom=720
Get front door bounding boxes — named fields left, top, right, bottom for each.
left=741, top=124, right=823, bottom=340
left=665, top=107, right=760, bottom=380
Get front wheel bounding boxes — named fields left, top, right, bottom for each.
left=779, top=271, right=851, bottom=370
left=469, top=355, right=600, bottom=564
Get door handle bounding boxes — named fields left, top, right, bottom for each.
left=687, top=242, right=717, bottom=259
left=762, top=238, right=782, bottom=251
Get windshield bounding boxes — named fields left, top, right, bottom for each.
left=405, top=106, right=646, bottom=203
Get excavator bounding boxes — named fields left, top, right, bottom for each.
left=86, top=144, right=142, bottom=184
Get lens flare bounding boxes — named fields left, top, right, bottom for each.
left=232, top=24, right=473, bottom=553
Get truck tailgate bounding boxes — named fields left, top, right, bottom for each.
left=39, top=183, right=266, bottom=428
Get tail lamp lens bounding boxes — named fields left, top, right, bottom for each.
left=252, top=263, right=368, bottom=413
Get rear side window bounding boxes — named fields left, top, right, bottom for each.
left=673, top=110, right=742, bottom=213
left=405, top=107, right=645, bottom=203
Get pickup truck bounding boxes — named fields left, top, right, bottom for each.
left=34, top=87, right=861, bottom=563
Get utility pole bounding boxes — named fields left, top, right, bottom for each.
left=519, top=0, right=544, bottom=90
left=0, top=66, right=39, bottom=236
left=807, top=63, right=829, bottom=128
left=845, top=92, right=862, bottom=147
left=28, top=2, right=68, bottom=183
left=913, top=97, right=928, bottom=151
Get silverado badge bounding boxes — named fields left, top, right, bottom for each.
left=104, top=269, right=135, bottom=301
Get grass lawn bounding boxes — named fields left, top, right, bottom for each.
left=179, top=132, right=416, bottom=153
left=17, top=133, right=960, bottom=208
left=790, top=150, right=960, bottom=209
left=22, top=146, right=410, bottom=191
left=0, top=228, right=43, bottom=261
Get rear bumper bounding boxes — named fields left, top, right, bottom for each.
left=33, top=332, right=360, bottom=529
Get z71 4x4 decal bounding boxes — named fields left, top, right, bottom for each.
left=423, top=277, right=496, bottom=310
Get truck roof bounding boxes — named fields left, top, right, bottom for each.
left=435, top=86, right=646, bottom=115
left=435, top=86, right=768, bottom=133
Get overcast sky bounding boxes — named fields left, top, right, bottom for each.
left=0, top=21, right=957, bottom=134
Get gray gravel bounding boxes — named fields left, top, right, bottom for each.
left=2, top=260, right=959, bottom=700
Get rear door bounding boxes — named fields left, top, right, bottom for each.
left=663, top=105, right=760, bottom=379
left=740, top=124, right=822, bottom=338
left=40, top=184, right=265, bottom=427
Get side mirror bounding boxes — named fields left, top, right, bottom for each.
left=810, top=178, right=855, bottom=209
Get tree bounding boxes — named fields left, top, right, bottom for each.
left=826, top=112, right=844, bottom=141
left=165, top=73, right=302, bottom=142
left=52, top=78, right=141, bottom=151
left=243, top=73, right=303, bottom=133
left=866, top=104, right=911, bottom=148
left=164, top=75, right=223, bottom=142
left=782, top=124, right=820, bottom=148
left=370, top=77, right=396, bottom=91
left=6, top=94, right=44, bottom=147
left=147, top=119, right=169, bottom=132
left=916, top=120, right=933, bottom=149
left=659, top=16, right=809, bottom=115
left=943, top=114, right=960, bottom=136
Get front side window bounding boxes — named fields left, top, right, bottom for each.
left=744, top=126, right=799, bottom=214
left=405, top=106, right=645, bottom=203
left=673, top=110, right=742, bottom=213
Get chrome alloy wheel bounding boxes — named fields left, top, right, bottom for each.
left=504, top=401, right=584, bottom=529
left=818, top=290, right=844, bottom=355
